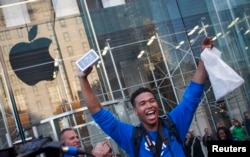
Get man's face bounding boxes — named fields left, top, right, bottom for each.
left=133, top=92, right=159, bottom=129
left=204, top=128, right=209, bottom=134
left=245, top=112, right=250, bottom=119
left=61, top=130, right=81, bottom=148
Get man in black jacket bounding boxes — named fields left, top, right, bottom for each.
left=242, top=111, right=250, bottom=140
left=184, top=129, right=205, bottom=157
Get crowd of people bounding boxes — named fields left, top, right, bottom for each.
left=183, top=116, right=250, bottom=157
left=214, top=112, right=250, bottom=142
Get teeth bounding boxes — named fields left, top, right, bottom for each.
left=146, top=111, right=154, bottom=115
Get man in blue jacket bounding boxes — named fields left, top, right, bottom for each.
left=77, top=37, right=213, bottom=157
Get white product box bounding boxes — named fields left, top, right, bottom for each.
left=76, top=49, right=100, bottom=72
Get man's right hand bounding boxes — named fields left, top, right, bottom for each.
left=77, top=66, right=93, bottom=78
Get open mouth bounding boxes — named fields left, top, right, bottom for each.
left=146, top=110, right=156, bottom=120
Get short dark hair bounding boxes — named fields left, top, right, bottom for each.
left=130, top=87, right=154, bottom=107
left=216, top=126, right=232, bottom=140
left=244, top=111, right=249, bottom=116
left=59, top=128, right=75, bottom=141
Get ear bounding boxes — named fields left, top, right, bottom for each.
left=133, top=107, right=138, bottom=116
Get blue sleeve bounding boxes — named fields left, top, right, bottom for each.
left=169, top=81, right=204, bottom=142
left=92, top=108, right=134, bottom=154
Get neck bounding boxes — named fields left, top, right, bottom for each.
left=142, top=120, right=160, bottom=131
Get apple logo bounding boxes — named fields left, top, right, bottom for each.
left=9, top=25, right=58, bottom=86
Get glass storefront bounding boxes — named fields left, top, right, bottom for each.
left=0, top=0, right=249, bottom=155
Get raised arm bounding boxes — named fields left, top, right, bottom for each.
left=192, top=37, right=214, bottom=84
left=78, top=37, right=213, bottom=113
left=77, top=66, right=102, bottom=114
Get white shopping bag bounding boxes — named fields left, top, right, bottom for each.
left=201, top=47, right=244, bottom=101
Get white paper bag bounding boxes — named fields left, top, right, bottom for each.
left=201, top=47, right=244, bottom=101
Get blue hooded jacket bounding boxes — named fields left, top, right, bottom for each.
left=92, top=81, right=204, bottom=157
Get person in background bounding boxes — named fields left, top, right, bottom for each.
left=216, top=126, right=233, bottom=141
left=202, top=128, right=215, bottom=149
left=59, top=128, right=84, bottom=157
left=231, top=118, right=247, bottom=141
left=242, top=111, right=250, bottom=140
left=184, top=129, right=205, bottom=157
left=229, top=118, right=235, bottom=133
left=60, top=128, right=81, bottom=149
left=216, top=121, right=224, bottom=129
left=60, top=128, right=114, bottom=157
left=77, top=37, right=213, bottom=157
